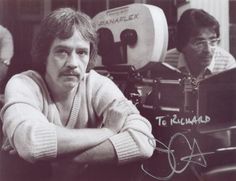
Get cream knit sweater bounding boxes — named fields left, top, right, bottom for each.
left=1, top=70, right=154, bottom=164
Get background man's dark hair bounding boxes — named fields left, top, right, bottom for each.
left=176, top=8, right=220, bottom=52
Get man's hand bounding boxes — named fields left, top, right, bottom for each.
left=1, top=139, right=17, bottom=155
left=104, top=100, right=139, bottom=133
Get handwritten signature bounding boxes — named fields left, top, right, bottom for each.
left=141, top=132, right=214, bottom=180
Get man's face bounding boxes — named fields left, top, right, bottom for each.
left=181, top=27, right=219, bottom=73
left=45, top=29, right=90, bottom=92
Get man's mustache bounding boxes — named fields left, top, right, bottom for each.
left=61, top=69, right=80, bottom=77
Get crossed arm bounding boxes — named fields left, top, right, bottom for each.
left=2, top=100, right=153, bottom=164
left=1, top=74, right=154, bottom=164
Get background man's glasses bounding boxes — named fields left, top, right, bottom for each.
left=191, top=38, right=220, bottom=49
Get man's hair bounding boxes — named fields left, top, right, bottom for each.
left=31, top=8, right=97, bottom=75
left=176, top=8, right=220, bottom=52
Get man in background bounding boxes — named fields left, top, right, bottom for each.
left=163, top=8, right=236, bottom=168
left=164, top=8, right=236, bottom=80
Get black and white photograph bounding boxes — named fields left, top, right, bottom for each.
left=0, top=0, right=236, bottom=181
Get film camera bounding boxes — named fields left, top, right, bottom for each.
left=93, top=3, right=200, bottom=120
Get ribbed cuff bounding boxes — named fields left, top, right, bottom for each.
left=33, top=123, right=57, bottom=160
left=109, top=131, right=141, bottom=164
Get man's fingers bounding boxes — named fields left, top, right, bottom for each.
left=1, top=144, right=12, bottom=151
left=9, top=149, right=17, bottom=155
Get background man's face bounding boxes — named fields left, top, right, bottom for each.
left=181, top=27, right=218, bottom=72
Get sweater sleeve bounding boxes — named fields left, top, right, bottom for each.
left=1, top=73, right=57, bottom=163
left=91, top=72, right=155, bottom=164
left=109, top=114, right=154, bottom=164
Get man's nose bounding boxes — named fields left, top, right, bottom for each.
left=202, top=43, right=212, bottom=53
left=66, top=53, right=78, bottom=68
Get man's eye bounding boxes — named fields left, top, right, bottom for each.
left=77, top=50, right=88, bottom=56
left=194, top=41, right=204, bottom=46
left=57, top=49, right=69, bottom=55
